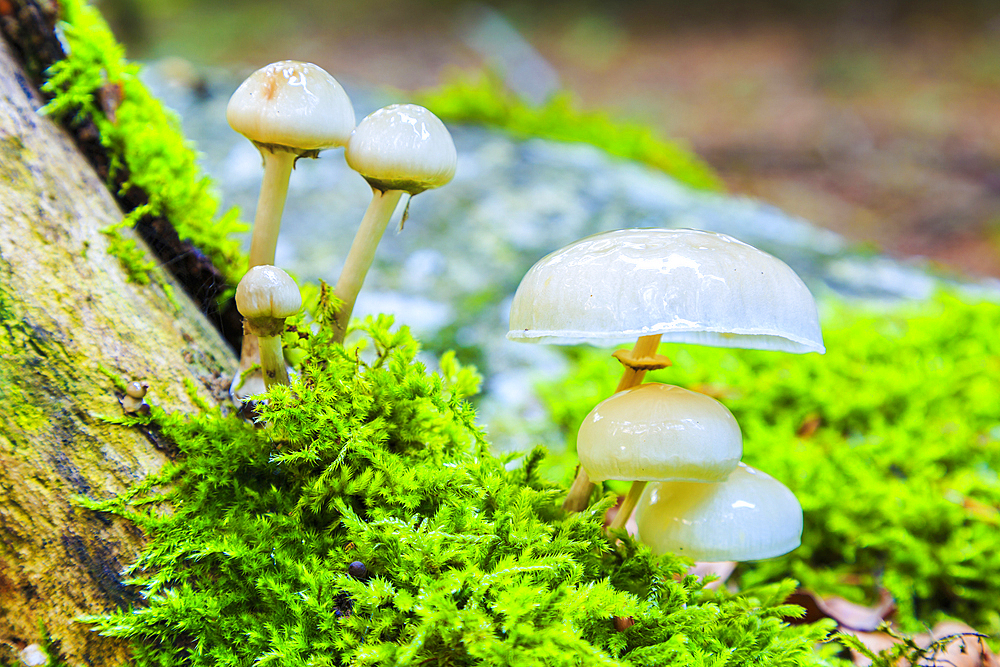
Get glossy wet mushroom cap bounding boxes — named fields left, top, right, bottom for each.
left=345, top=104, right=457, bottom=195
left=235, top=265, right=301, bottom=390
left=635, top=462, right=803, bottom=562
left=236, top=265, right=302, bottom=323
left=227, top=60, right=355, bottom=154
left=331, top=104, right=457, bottom=342
left=578, top=382, right=742, bottom=484
left=507, top=228, right=825, bottom=354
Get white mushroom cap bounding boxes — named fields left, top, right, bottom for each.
left=507, top=228, right=825, bottom=354
left=635, top=462, right=803, bottom=561
left=227, top=61, right=355, bottom=153
left=345, top=104, right=457, bottom=195
left=578, top=383, right=742, bottom=483
left=235, top=265, right=303, bottom=321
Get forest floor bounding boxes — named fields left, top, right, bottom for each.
left=111, top=0, right=1000, bottom=280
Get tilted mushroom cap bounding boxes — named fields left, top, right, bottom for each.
left=507, top=228, right=825, bottom=354
left=635, top=462, right=803, bottom=562
left=346, top=104, right=457, bottom=195
left=235, top=265, right=303, bottom=321
left=227, top=60, right=355, bottom=152
left=578, top=383, right=742, bottom=483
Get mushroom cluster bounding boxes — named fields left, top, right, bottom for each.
left=508, top=228, right=824, bottom=561
left=225, top=61, right=457, bottom=399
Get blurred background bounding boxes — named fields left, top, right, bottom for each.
left=98, top=0, right=1000, bottom=279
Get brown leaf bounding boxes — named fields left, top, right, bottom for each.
left=786, top=588, right=895, bottom=631
left=797, top=413, right=822, bottom=438
left=687, top=561, right=737, bottom=590
left=841, top=621, right=997, bottom=667
left=918, top=622, right=999, bottom=667
left=612, top=616, right=635, bottom=632
left=99, top=80, right=124, bottom=124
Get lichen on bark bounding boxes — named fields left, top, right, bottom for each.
left=0, top=33, right=237, bottom=665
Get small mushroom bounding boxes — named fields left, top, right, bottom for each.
left=507, top=228, right=824, bottom=513
left=122, top=381, right=150, bottom=416
left=227, top=60, right=355, bottom=269
left=577, top=382, right=742, bottom=532
left=634, top=462, right=803, bottom=562
left=227, top=61, right=354, bottom=397
left=235, top=265, right=302, bottom=390
left=333, top=104, right=456, bottom=342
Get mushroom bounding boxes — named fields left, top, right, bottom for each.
left=333, top=103, right=457, bottom=342
left=577, top=382, right=742, bottom=532
left=227, top=60, right=354, bottom=397
left=122, top=381, right=150, bottom=416
left=634, top=462, right=803, bottom=562
left=506, top=228, right=824, bottom=512
left=227, top=60, right=355, bottom=269
left=507, top=228, right=825, bottom=354
left=235, top=265, right=302, bottom=390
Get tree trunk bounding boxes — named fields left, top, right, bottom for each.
left=0, top=37, right=236, bottom=666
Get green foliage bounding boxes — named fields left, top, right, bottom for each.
left=87, top=294, right=835, bottom=665
left=419, top=72, right=724, bottom=193
left=539, top=292, right=1000, bottom=636
left=40, top=0, right=247, bottom=287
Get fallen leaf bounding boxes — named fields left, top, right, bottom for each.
left=99, top=80, right=125, bottom=124
left=786, top=588, right=895, bottom=630
left=688, top=561, right=737, bottom=590
left=797, top=413, right=822, bottom=438
left=841, top=621, right=997, bottom=667
left=919, top=622, right=998, bottom=667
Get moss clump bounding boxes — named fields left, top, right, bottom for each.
left=84, top=289, right=836, bottom=665
left=540, top=292, right=1000, bottom=636
left=39, top=0, right=247, bottom=289
left=419, top=72, right=724, bottom=193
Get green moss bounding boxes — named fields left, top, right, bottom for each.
left=101, top=225, right=157, bottom=287
left=419, top=72, right=724, bottom=193
left=40, top=0, right=248, bottom=288
left=539, top=292, right=1000, bottom=636
left=84, top=294, right=838, bottom=666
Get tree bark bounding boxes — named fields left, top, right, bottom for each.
left=0, top=37, right=236, bottom=666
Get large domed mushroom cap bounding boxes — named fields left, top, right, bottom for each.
left=227, top=61, right=355, bottom=152
left=635, top=462, right=803, bottom=562
left=578, top=383, right=742, bottom=483
left=507, top=228, right=825, bottom=354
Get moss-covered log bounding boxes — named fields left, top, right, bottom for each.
left=0, top=37, right=236, bottom=665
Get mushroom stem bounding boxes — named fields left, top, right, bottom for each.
left=615, top=334, right=663, bottom=391
left=561, top=470, right=592, bottom=512
left=609, top=480, right=648, bottom=533
left=257, top=332, right=290, bottom=389
left=231, top=333, right=264, bottom=398
left=248, top=148, right=296, bottom=269
left=332, top=187, right=404, bottom=342
left=563, top=334, right=660, bottom=513
left=563, top=467, right=594, bottom=512
left=233, top=148, right=295, bottom=401
left=562, top=334, right=664, bottom=512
